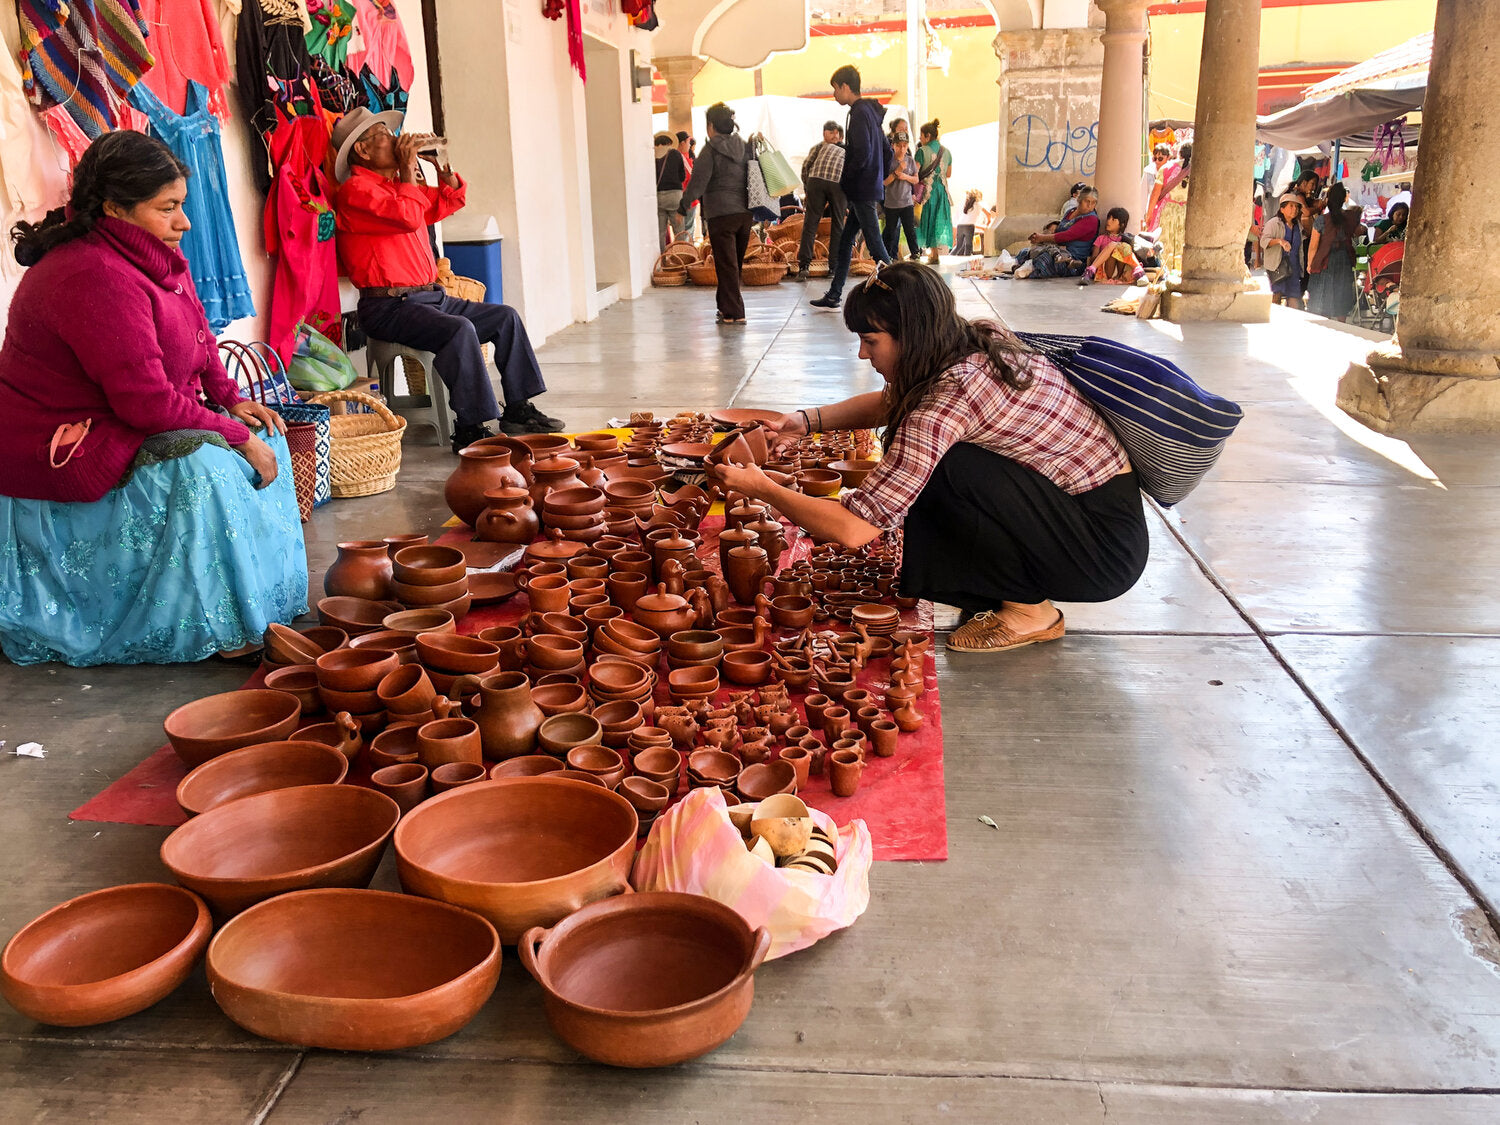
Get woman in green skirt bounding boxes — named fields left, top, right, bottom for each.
left=915, top=119, right=953, bottom=263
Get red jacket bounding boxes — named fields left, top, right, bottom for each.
left=333, top=166, right=467, bottom=289
left=0, top=218, right=248, bottom=502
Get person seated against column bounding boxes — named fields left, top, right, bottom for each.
left=0, top=131, right=307, bottom=667
left=810, top=64, right=894, bottom=310
left=329, top=107, right=564, bottom=452
left=795, top=120, right=846, bottom=282
left=1059, top=180, right=1089, bottom=221
left=1080, top=207, right=1144, bottom=285
left=707, top=262, right=1148, bottom=655
left=1372, top=201, right=1408, bottom=244
left=1004, top=186, right=1100, bottom=278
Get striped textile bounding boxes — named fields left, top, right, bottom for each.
left=1017, top=332, right=1242, bottom=507
left=19, top=0, right=153, bottom=138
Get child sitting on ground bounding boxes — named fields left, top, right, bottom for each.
left=1080, top=207, right=1145, bottom=285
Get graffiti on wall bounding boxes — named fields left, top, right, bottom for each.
left=1011, top=115, right=1098, bottom=176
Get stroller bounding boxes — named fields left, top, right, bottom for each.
left=1354, top=240, right=1403, bottom=333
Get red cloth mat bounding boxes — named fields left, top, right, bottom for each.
left=70, top=521, right=948, bottom=861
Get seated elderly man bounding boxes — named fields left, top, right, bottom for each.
left=330, top=108, right=563, bottom=451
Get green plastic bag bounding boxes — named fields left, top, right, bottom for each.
left=752, top=133, right=799, bottom=198
left=286, top=322, right=359, bottom=393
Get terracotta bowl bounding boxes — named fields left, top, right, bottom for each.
left=527, top=634, right=586, bottom=671
left=519, top=891, right=771, bottom=1067
left=489, top=755, right=566, bottom=779
left=531, top=682, right=590, bottom=717
left=794, top=468, right=842, bottom=497
left=175, top=741, right=349, bottom=817
left=588, top=661, right=651, bottom=696
left=262, top=665, right=322, bottom=716
left=206, top=888, right=501, bottom=1051
left=666, top=630, right=724, bottom=663
left=735, top=759, right=798, bottom=802
left=667, top=666, right=720, bottom=699
left=573, top=431, right=622, bottom=453
left=432, top=762, right=489, bottom=793
left=0, top=884, right=211, bottom=1027
left=415, top=632, right=501, bottom=675
left=395, top=777, right=638, bottom=943
left=316, top=685, right=382, bottom=715
left=618, top=775, right=671, bottom=814
left=160, top=785, right=400, bottom=918
left=828, top=459, right=878, bottom=488
left=632, top=747, right=682, bottom=787
left=391, top=545, right=467, bottom=586
left=551, top=769, right=609, bottom=787
left=543, top=510, right=605, bottom=532
left=392, top=576, right=470, bottom=607
left=164, top=690, right=302, bottom=769
left=721, top=650, right=772, bottom=686
left=348, top=630, right=419, bottom=664
left=297, top=625, right=349, bottom=653
left=603, top=479, right=655, bottom=506
left=383, top=608, right=457, bottom=636
left=368, top=724, right=424, bottom=770
left=263, top=622, right=324, bottom=666
left=565, top=743, right=624, bottom=777
left=315, top=648, right=399, bottom=693
left=687, top=749, right=740, bottom=786
left=537, top=713, right=604, bottom=757
left=543, top=486, right=607, bottom=517
left=591, top=699, right=643, bottom=733
left=317, top=596, right=403, bottom=636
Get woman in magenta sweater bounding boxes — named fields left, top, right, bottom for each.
left=0, top=131, right=308, bottom=666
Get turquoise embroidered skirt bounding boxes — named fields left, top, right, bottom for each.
left=0, top=431, right=308, bottom=666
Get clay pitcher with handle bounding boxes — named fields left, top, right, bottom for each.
left=451, top=670, right=546, bottom=760
left=723, top=545, right=770, bottom=607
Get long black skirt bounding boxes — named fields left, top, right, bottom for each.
left=899, top=443, right=1149, bottom=611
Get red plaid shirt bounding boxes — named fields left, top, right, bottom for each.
left=840, top=352, right=1130, bottom=530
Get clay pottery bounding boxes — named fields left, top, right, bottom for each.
left=519, top=891, right=770, bottom=1068
left=489, top=755, right=564, bottom=780
left=532, top=682, right=591, bottom=718
left=477, top=625, right=527, bottom=671
left=573, top=431, right=621, bottom=454
left=349, top=629, right=420, bottom=665
left=568, top=592, right=610, bottom=617
left=527, top=634, right=586, bottom=672
left=431, top=762, right=489, bottom=794
left=470, top=435, right=535, bottom=483
left=771, top=653, right=813, bottom=690
left=160, top=785, right=400, bottom=918
left=371, top=762, right=431, bottom=814
left=475, top=486, right=540, bottom=544
left=588, top=660, right=652, bottom=700
left=822, top=706, right=852, bottom=743
left=446, top=445, right=526, bottom=526
left=175, top=741, right=348, bottom=817
left=544, top=485, right=607, bottom=520
left=531, top=612, right=590, bottom=645
left=778, top=744, right=812, bottom=790
left=263, top=665, right=323, bottom=716
left=324, top=540, right=393, bottom=601
left=666, top=629, right=723, bottom=666
left=0, top=884, right=211, bottom=1027
left=377, top=665, right=437, bottom=717
left=297, top=712, right=364, bottom=762
left=595, top=618, right=661, bottom=660
left=591, top=700, right=645, bottom=748
left=828, top=459, right=877, bottom=488
left=605, top=571, right=649, bottom=614
left=667, top=665, right=719, bottom=703
left=519, top=570, right=569, bottom=614
left=721, top=650, right=772, bottom=687
left=394, top=777, right=637, bottom=942
left=164, top=689, right=302, bottom=769
left=803, top=694, right=833, bottom=732
left=382, top=532, right=429, bottom=558
left=698, top=717, right=737, bottom=751
left=793, top=468, right=842, bottom=497
left=716, top=528, right=758, bottom=574
left=656, top=708, right=699, bottom=750
left=415, top=632, right=501, bottom=676
left=853, top=705, right=883, bottom=740
left=723, top=545, right=770, bottom=608
left=650, top=531, right=696, bottom=578
left=368, top=724, right=423, bottom=770
left=869, top=718, right=899, bottom=757
left=392, top=545, right=468, bottom=587
left=716, top=617, right=772, bottom=655
left=602, top=478, right=655, bottom=510
left=206, top=887, right=501, bottom=1051
left=768, top=595, right=814, bottom=630
left=893, top=702, right=924, bottom=733
left=631, top=584, right=697, bottom=640
left=551, top=768, right=609, bottom=787
left=565, top=744, right=625, bottom=786
left=618, top=775, right=670, bottom=815
left=537, top=713, right=604, bottom=757
left=610, top=549, right=654, bottom=582
left=739, top=730, right=774, bottom=764
left=383, top=608, right=457, bottom=637
left=687, top=749, right=739, bottom=788
left=829, top=749, right=864, bottom=797
left=417, top=718, right=483, bottom=769
left=315, top=647, right=399, bottom=694
left=446, top=671, right=545, bottom=760
left=318, top=596, right=405, bottom=636
left=263, top=622, right=326, bottom=665
left=632, top=747, right=682, bottom=793
left=566, top=556, right=610, bottom=583
left=736, top=760, right=797, bottom=802
left=528, top=455, right=584, bottom=509
left=391, top=575, right=470, bottom=607
left=583, top=604, right=625, bottom=635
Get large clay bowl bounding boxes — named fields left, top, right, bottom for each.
left=518, top=891, right=771, bottom=1067
left=383, top=608, right=457, bottom=636
left=543, top=486, right=607, bottom=517
left=348, top=629, right=419, bottom=665
left=299, top=626, right=350, bottom=653
left=391, top=545, right=467, bottom=586
left=317, top=596, right=403, bottom=636
left=532, top=682, right=590, bottom=717
left=160, top=785, right=400, bottom=918
left=206, top=888, right=501, bottom=1051
left=828, top=459, right=878, bottom=488
left=735, top=759, right=797, bottom=802
left=489, top=755, right=566, bottom=779
left=175, top=741, right=349, bottom=817
left=164, top=690, right=302, bottom=769
left=0, top=884, right=211, bottom=1027
left=315, top=648, right=399, bottom=693
left=721, top=650, right=772, bottom=687
left=395, top=777, right=638, bottom=943
left=392, top=576, right=469, bottom=607
left=263, top=623, right=323, bottom=666
left=415, top=632, right=501, bottom=675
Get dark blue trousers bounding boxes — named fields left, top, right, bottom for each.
left=357, top=291, right=546, bottom=426
left=825, top=198, right=893, bottom=299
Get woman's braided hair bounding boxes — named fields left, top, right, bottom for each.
left=12, top=131, right=189, bottom=267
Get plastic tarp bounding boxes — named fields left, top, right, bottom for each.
left=1255, top=87, right=1426, bottom=150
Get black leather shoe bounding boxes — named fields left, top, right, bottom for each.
left=450, top=422, right=493, bottom=453
left=501, top=400, right=565, bottom=434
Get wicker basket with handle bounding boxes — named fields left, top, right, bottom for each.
left=436, top=257, right=485, bottom=303
left=651, top=248, right=690, bottom=287
left=687, top=253, right=717, bottom=287
left=307, top=389, right=407, bottom=497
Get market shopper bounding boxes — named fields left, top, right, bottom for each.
left=0, top=130, right=307, bottom=667
left=810, top=64, right=893, bottom=310
left=796, top=121, right=846, bottom=281
left=679, top=101, right=753, bottom=326
left=1307, top=181, right=1358, bottom=320
left=654, top=132, right=688, bottom=248
left=881, top=136, right=920, bottom=261
left=331, top=107, right=563, bottom=452
left=707, top=262, right=1148, bottom=655
left=1261, top=193, right=1305, bottom=309
left=1373, top=201, right=1408, bottom=244
left=914, top=120, right=953, bottom=263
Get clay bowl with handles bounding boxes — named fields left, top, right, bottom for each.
left=735, top=759, right=798, bottom=803
left=383, top=608, right=457, bottom=637
left=317, top=596, right=404, bottom=636
left=489, top=755, right=566, bottom=780
left=793, top=468, right=842, bottom=497
left=391, top=545, right=467, bottom=586
left=394, top=777, right=638, bottom=943
left=175, top=740, right=349, bottom=817
left=315, top=647, right=399, bottom=693
left=164, top=689, right=302, bottom=770
left=0, top=883, right=212, bottom=1027
left=415, top=632, right=501, bottom=676
left=205, top=888, right=501, bottom=1052
left=262, top=665, right=322, bottom=716
left=160, top=785, right=400, bottom=919
left=391, top=576, right=470, bottom=607
left=518, top=890, right=771, bottom=1068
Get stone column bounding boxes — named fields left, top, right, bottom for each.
left=653, top=55, right=705, bottom=140
left=1337, top=0, right=1500, bottom=433
left=1162, top=0, right=1268, bottom=323
left=1093, top=0, right=1149, bottom=219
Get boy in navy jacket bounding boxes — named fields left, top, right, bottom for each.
left=811, top=65, right=894, bottom=308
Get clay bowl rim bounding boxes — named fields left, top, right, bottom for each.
left=415, top=632, right=502, bottom=673
left=315, top=648, right=399, bottom=692
left=618, top=775, right=671, bottom=812
left=588, top=662, right=651, bottom=694
left=667, top=666, right=720, bottom=691
left=391, top=545, right=468, bottom=585
left=204, top=887, right=501, bottom=1051
left=0, top=882, right=212, bottom=1026
left=686, top=748, right=740, bottom=779
left=175, top=740, right=350, bottom=817
left=531, top=682, right=589, bottom=712
left=489, top=755, right=567, bottom=779
left=383, top=608, right=458, bottom=636
left=348, top=630, right=420, bottom=660
left=632, top=746, right=682, bottom=775
left=736, top=759, right=798, bottom=802
left=537, top=713, right=605, bottom=753
left=318, top=596, right=404, bottom=630
left=590, top=700, right=644, bottom=730
left=527, top=634, right=587, bottom=670
left=163, top=689, right=302, bottom=768
left=262, top=664, right=319, bottom=693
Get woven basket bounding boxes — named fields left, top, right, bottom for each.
left=284, top=421, right=317, bottom=522
left=687, top=255, right=718, bottom=287
left=809, top=239, right=831, bottom=276
left=651, top=247, right=691, bottom=287
left=742, top=242, right=788, bottom=285
left=437, top=257, right=485, bottom=303
left=307, top=389, right=407, bottom=498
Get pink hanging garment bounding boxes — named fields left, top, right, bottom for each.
left=137, top=0, right=232, bottom=117
left=346, top=0, right=411, bottom=90
left=566, top=0, right=585, bottom=82
left=263, top=114, right=340, bottom=363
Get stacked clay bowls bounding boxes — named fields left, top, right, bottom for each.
left=0, top=884, right=212, bottom=1026
left=175, top=741, right=349, bottom=817
left=394, top=777, right=637, bottom=943
left=518, top=891, right=772, bottom=1067
left=163, top=690, right=301, bottom=769
left=206, top=888, right=501, bottom=1051
left=160, top=785, right=400, bottom=917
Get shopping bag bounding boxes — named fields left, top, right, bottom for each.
left=220, top=339, right=332, bottom=508
left=746, top=157, right=779, bottom=223
left=286, top=322, right=360, bottom=393
left=631, top=786, right=872, bottom=960
left=751, top=132, right=799, bottom=197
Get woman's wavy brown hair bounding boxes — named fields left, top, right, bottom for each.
left=842, top=261, right=1032, bottom=450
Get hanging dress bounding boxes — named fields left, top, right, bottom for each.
left=130, top=81, right=256, bottom=330
left=305, top=0, right=358, bottom=71
left=264, top=112, right=341, bottom=362
left=915, top=139, right=953, bottom=253
left=347, top=0, right=413, bottom=90
left=137, top=0, right=233, bottom=117
left=236, top=0, right=314, bottom=192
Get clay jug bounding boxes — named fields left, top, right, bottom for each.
left=324, top=540, right=393, bottom=600
left=724, top=545, right=770, bottom=607
left=445, top=446, right=526, bottom=527
left=449, top=671, right=544, bottom=759
left=528, top=455, right=583, bottom=510
left=745, top=513, right=786, bottom=568
left=475, top=487, right=540, bottom=544
left=829, top=748, right=864, bottom=797
left=652, top=532, right=695, bottom=577
left=469, top=436, right=535, bottom=483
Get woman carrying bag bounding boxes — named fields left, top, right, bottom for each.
left=914, top=120, right=953, bottom=264
left=1260, top=193, right=1305, bottom=309
left=680, top=102, right=752, bottom=325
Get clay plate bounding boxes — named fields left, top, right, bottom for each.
left=468, top=571, right=519, bottom=606
left=709, top=409, right=779, bottom=428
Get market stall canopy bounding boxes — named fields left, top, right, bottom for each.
left=1254, top=31, right=1430, bottom=150
left=652, top=0, right=809, bottom=69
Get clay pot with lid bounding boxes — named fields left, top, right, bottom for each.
left=446, top=445, right=526, bottom=527
left=324, top=540, right=394, bottom=601
left=631, top=584, right=697, bottom=640
left=724, top=545, right=771, bottom=607
left=529, top=456, right=584, bottom=511
left=476, top=487, right=540, bottom=544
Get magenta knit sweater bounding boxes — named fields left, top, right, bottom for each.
left=0, top=217, right=251, bottom=502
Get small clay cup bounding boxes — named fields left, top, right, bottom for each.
left=524, top=574, right=572, bottom=613
left=779, top=743, right=812, bottom=790
left=829, top=749, right=864, bottom=797
left=417, top=718, right=483, bottom=768
left=431, top=762, right=488, bottom=794
left=371, top=763, right=429, bottom=814
left=870, top=718, right=899, bottom=757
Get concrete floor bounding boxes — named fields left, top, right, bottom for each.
left=4, top=272, right=1500, bottom=1123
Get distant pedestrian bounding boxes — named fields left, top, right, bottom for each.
left=1147, top=142, right=1191, bottom=273
left=678, top=131, right=698, bottom=237
left=1307, top=182, right=1358, bottom=320
left=810, top=64, right=894, bottom=309
left=914, top=119, right=952, bottom=263
left=1261, top=193, right=1304, bottom=309
left=680, top=102, right=752, bottom=325
left=881, top=136, right=920, bottom=260
left=796, top=120, right=846, bottom=281
left=1140, top=144, right=1169, bottom=222
left=654, top=132, right=687, bottom=249
left=952, top=189, right=989, bottom=256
